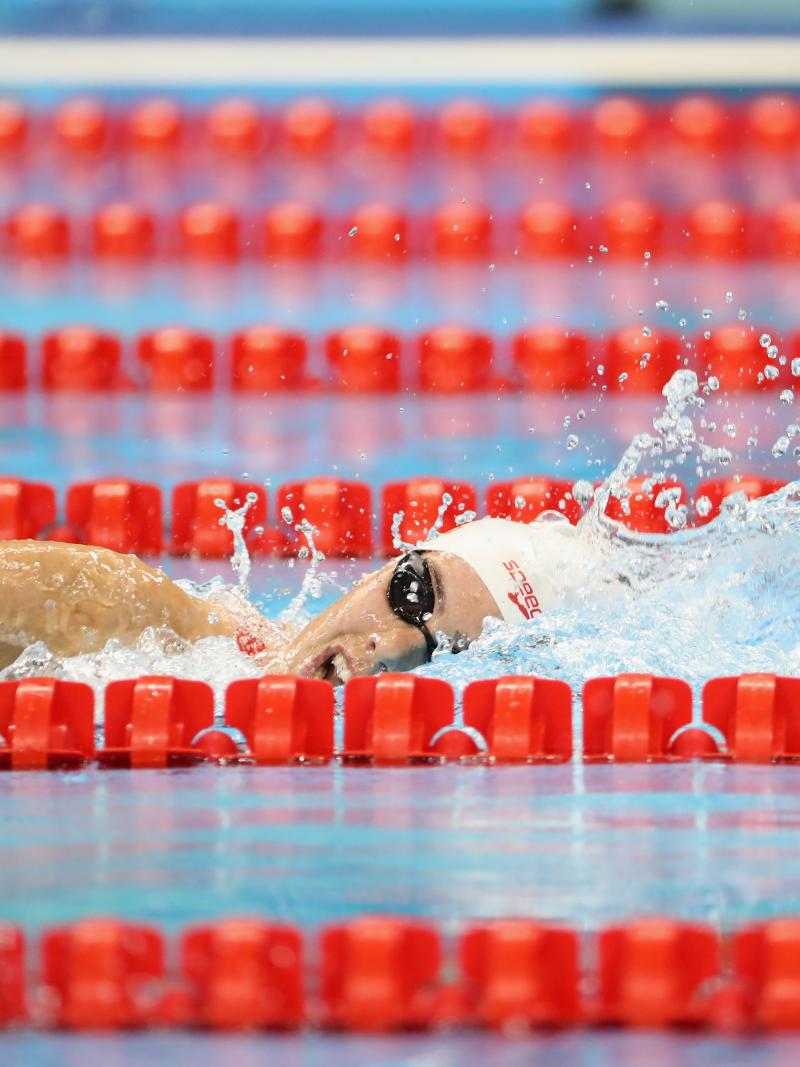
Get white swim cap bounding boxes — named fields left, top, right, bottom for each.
left=420, top=515, right=586, bottom=623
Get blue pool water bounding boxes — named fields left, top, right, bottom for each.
left=4, top=62, right=800, bottom=1065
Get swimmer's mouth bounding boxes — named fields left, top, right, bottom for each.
left=307, top=647, right=355, bottom=686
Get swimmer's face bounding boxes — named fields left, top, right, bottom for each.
left=278, top=552, right=499, bottom=684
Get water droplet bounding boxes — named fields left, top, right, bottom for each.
left=488, top=263, right=496, bottom=271
left=643, top=250, right=651, bottom=260
left=781, top=388, right=794, bottom=404
left=599, top=244, right=608, bottom=254
left=618, top=372, right=628, bottom=384
left=759, top=333, right=772, bottom=348
left=772, top=435, right=790, bottom=457
left=348, top=226, right=358, bottom=237
left=584, top=181, right=591, bottom=189
left=679, top=318, right=687, bottom=327
left=768, top=344, right=779, bottom=359
left=642, top=326, right=652, bottom=337
left=655, top=300, right=669, bottom=311
left=565, top=434, right=579, bottom=450
left=792, top=358, right=800, bottom=376
left=707, top=376, right=720, bottom=391
left=737, top=307, right=748, bottom=321
left=576, top=408, right=586, bottom=420
left=764, top=365, right=779, bottom=381
left=703, top=330, right=712, bottom=340
left=563, top=415, right=571, bottom=429
left=723, top=422, right=737, bottom=438
left=701, top=308, right=713, bottom=320
left=725, top=291, right=733, bottom=304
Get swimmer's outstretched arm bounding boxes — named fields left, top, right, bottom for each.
left=0, top=540, right=270, bottom=668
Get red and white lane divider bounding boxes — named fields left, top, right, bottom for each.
left=0, top=672, right=796, bottom=769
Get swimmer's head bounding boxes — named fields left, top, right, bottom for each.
left=278, top=515, right=580, bottom=683
left=279, top=519, right=503, bottom=683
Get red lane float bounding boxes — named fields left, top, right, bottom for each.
left=8, top=204, right=70, bottom=258
left=263, top=201, right=323, bottom=257
left=686, top=200, right=747, bottom=259
left=179, top=202, right=239, bottom=260
left=276, top=478, right=373, bottom=558
left=0, top=332, right=26, bottom=390
left=486, top=477, right=582, bottom=525
left=703, top=674, right=800, bottom=763
left=42, top=327, right=122, bottom=390
left=694, top=476, right=786, bottom=525
left=138, top=328, right=214, bottom=391
left=128, top=98, right=183, bottom=154
left=321, top=918, right=443, bottom=1030
left=605, top=328, right=682, bottom=393
left=381, top=477, right=478, bottom=554
left=41, top=920, right=164, bottom=1028
left=734, top=920, right=800, bottom=1028
left=747, top=95, right=800, bottom=152
left=362, top=98, right=415, bottom=154
left=601, top=199, right=663, bottom=259
left=670, top=94, right=728, bottom=152
left=519, top=200, right=578, bottom=257
left=225, top=677, right=334, bottom=764
left=181, top=920, right=304, bottom=1030
left=207, top=98, right=265, bottom=157
left=513, top=327, right=588, bottom=391
left=342, top=675, right=457, bottom=764
left=283, top=98, right=336, bottom=154
left=418, top=327, right=493, bottom=392
left=461, top=676, right=573, bottom=762
left=55, top=97, right=108, bottom=157
left=582, top=674, right=701, bottom=762
left=771, top=201, right=800, bottom=258
left=438, top=99, right=491, bottom=154
left=0, top=925, right=26, bottom=1024
left=604, top=476, right=688, bottom=533
left=99, top=676, right=215, bottom=768
left=93, top=203, right=156, bottom=258
left=0, top=478, right=55, bottom=539
left=592, top=96, right=648, bottom=153
left=0, top=99, right=28, bottom=155
left=171, top=479, right=268, bottom=557
left=345, top=203, right=407, bottom=259
left=232, top=326, right=308, bottom=391
left=699, top=325, right=772, bottom=392
left=517, top=99, right=573, bottom=155
left=65, top=479, right=163, bottom=555
left=326, top=327, right=401, bottom=391
left=0, top=679, right=94, bottom=770
left=596, top=920, right=721, bottom=1026
left=434, top=202, right=491, bottom=258
left=461, top=921, right=582, bottom=1027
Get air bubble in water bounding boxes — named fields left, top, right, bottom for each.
left=696, top=495, right=713, bottom=517
left=597, top=364, right=604, bottom=376
left=566, top=434, right=579, bottom=450
left=703, top=330, right=712, bottom=340
left=768, top=345, right=779, bottom=359
left=576, top=408, right=586, bottom=420
left=348, top=226, right=358, bottom=237
left=725, top=291, right=733, bottom=304
left=737, top=308, right=747, bottom=321
left=618, top=372, right=628, bottom=384
left=764, top=365, right=779, bottom=381
left=280, top=506, right=293, bottom=524
left=655, top=300, right=669, bottom=311
left=642, top=326, right=652, bottom=337
left=781, top=389, right=794, bottom=404
left=760, top=333, right=772, bottom=348
left=792, top=358, right=800, bottom=376
left=571, top=480, right=594, bottom=505
left=701, top=308, right=713, bottom=320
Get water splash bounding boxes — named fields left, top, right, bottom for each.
left=215, top=492, right=258, bottom=595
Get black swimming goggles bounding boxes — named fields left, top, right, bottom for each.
left=388, top=551, right=438, bottom=660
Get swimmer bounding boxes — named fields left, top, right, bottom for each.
left=0, top=516, right=593, bottom=680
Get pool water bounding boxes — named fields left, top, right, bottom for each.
left=4, top=74, right=800, bottom=1061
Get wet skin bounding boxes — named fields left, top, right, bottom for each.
left=0, top=541, right=499, bottom=679
left=278, top=552, right=499, bottom=683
